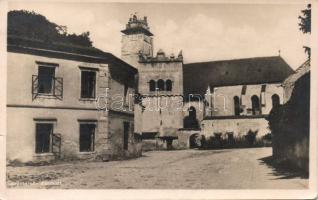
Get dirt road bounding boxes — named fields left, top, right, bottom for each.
left=7, top=147, right=308, bottom=189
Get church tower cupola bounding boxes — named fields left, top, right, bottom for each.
left=121, top=15, right=153, bottom=36
left=121, top=14, right=154, bottom=68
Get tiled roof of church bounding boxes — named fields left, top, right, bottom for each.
left=183, top=56, right=294, bottom=97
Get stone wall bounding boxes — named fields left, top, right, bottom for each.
left=140, top=96, right=183, bottom=136
left=177, top=129, right=201, bottom=149
left=205, top=83, right=284, bottom=116
left=142, top=138, right=167, bottom=151
left=141, top=129, right=201, bottom=151
left=202, top=117, right=270, bottom=139
left=138, top=60, right=183, bottom=95
left=273, top=137, right=309, bottom=171
left=108, top=112, right=142, bottom=159
left=269, top=64, right=310, bottom=173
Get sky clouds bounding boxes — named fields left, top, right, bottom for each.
left=9, top=2, right=309, bottom=69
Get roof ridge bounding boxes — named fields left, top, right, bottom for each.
left=184, top=56, right=281, bottom=65
left=7, top=36, right=137, bottom=73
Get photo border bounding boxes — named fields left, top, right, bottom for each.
left=0, top=0, right=317, bottom=199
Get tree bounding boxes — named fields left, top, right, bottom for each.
left=8, top=10, right=93, bottom=47
left=298, top=4, right=311, bottom=59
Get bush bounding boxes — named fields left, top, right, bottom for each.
left=245, top=130, right=258, bottom=146
left=262, top=133, right=272, bottom=141
left=200, top=130, right=268, bottom=150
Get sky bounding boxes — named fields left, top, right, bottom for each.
left=9, top=2, right=310, bottom=69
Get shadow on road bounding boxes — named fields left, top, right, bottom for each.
left=258, top=156, right=308, bottom=179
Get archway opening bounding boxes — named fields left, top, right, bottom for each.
left=189, top=133, right=200, bottom=148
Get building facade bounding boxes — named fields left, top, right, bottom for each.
left=120, top=15, right=294, bottom=149
left=7, top=37, right=142, bottom=163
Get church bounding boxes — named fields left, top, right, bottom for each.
left=120, top=14, right=294, bottom=150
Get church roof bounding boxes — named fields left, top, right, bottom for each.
left=183, top=56, right=294, bottom=97
left=121, top=27, right=153, bottom=36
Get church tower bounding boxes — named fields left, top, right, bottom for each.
left=121, top=14, right=153, bottom=68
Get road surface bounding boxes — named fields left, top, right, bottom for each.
left=7, top=147, right=308, bottom=189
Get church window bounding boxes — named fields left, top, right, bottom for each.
left=271, top=94, right=280, bottom=108
left=251, top=95, right=261, bottom=115
left=233, top=96, right=240, bottom=116
left=157, top=79, right=165, bottom=91
left=149, top=80, right=156, bottom=91
left=166, top=80, right=172, bottom=91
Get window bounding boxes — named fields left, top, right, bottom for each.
left=123, top=122, right=130, bottom=150
left=35, top=123, right=53, bottom=153
left=81, top=70, right=96, bottom=98
left=32, top=63, right=63, bottom=100
left=79, top=123, right=96, bottom=152
left=251, top=95, right=261, bottom=115
left=38, top=66, right=55, bottom=94
left=157, top=79, right=165, bottom=91
left=149, top=80, right=156, bottom=91
left=189, top=106, right=196, bottom=119
left=261, top=85, right=266, bottom=106
left=272, top=94, right=280, bottom=108
left=166, top=79, right=172, bottom=91
left=233, top=96, right=240, bottom=116
left=183, top=106, right=199, bottom=129
left=124, top=83, right=129, bottom=105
